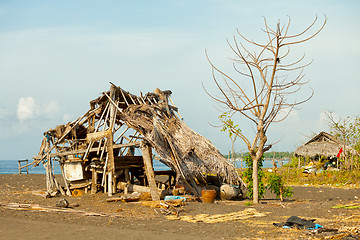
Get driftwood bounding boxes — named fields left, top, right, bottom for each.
left=0, top=202, right=121, bottom=217
left=106, top=192, right=141, bottom=202
left=118, top=182, right=151, bottom=193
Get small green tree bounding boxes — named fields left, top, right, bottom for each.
left=243, top=154, right=265, bottom=199
left=267, top=172, right=293, bottom=201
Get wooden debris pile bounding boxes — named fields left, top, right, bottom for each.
left=32, top=83, right=245, bottom=200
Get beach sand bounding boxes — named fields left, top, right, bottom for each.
left=0, top=174, right=359, bottom=239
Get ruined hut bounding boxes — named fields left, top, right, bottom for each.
left=33, top=84, right=244, bottom=200
left=294, top=131, right=355, bottom=159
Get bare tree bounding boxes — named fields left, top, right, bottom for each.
left=205, top=16, right=327, bottom=203
left=324, top=111, right=360, bottom=169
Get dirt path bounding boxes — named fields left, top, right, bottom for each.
left=0, top=174, right=359, bottom=239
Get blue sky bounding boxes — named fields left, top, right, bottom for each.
left=0, top=0, right=359, bottom=159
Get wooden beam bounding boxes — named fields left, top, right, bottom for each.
left=106, top=85, right=116, bottom=196
left=48, top=142, right=140, bottom=158
left=141, top=142, right=160, bottom=201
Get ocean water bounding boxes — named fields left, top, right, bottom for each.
left=0, top=159, right=170, bottom=174
left=0, top=159, right=288, bottom=174
left=231, top=159, right=289, bottom=169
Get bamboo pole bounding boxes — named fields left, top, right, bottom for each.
left=98, top=105, right=111, bottom=156
left=114, top=126, right=130, bottom=143
left=119, top=88, right=129, bottom=106
left=106, top=85, right=116, bottom=196
left=102, top=154, right=109, bottom=187
left=169, top=96, right=184, bottom=120
left=60, top=163, right=71, bottom=196
left=83, top=103, right=110, bottom=160
left=47, top=142, right=140, bottom=158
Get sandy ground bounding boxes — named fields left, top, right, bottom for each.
left=0, top=174, right=359, bottom=240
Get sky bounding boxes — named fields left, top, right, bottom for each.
left=0, top=0, right=359, bottom=160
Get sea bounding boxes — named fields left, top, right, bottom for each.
left=0, top=158, right=288, bottom=174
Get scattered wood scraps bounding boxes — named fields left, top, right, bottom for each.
left=0, top=202, right=122, bottom=218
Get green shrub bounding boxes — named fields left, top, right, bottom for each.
left=266, top=172, right=293, bottom=200
left=242, top=154, right=265, bottom=199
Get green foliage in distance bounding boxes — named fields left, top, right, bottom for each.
left=223, top=151, right=293, bottom=159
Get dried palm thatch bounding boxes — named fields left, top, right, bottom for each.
left=295, top=141, right=342, bottom=158
left=121, top=104, right=244, bottom=186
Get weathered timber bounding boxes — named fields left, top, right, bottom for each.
left=49, top=142, right=140, bottom=158
left=141, top=142, right=160, bottom=201
left=18, top=159, right=29, bottom=174
left=60, top=163, right=71, bottom=196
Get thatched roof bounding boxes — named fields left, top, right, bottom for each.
left=294, top=131, right=355, bottom=158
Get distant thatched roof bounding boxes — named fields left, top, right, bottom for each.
left=294, top=132, right=343, bottom=158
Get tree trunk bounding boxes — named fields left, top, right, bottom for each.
left=252, top=157, right=259, bottom=203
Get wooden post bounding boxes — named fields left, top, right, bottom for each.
left=106, top=85, right=117, bottom=197
left=108, top=171, right=113, bottom=196
left=18, top=159, right=29, bottom=174
left=141, top=141, right=160, bottom=201
left=124, top=168, right=130, bottom=183
left=26, top=160, right=29, bottom=174
left=60, top=163, right=71, bottom=196
left=91, top=167, right=98, bottom=194
left=44, top=159, right=52, bottom=193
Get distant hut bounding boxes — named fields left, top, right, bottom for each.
left=294, top=131, right=354, bottom=159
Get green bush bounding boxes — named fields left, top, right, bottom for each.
left=266, top=172, right=293, bottom=200
left=242, top=154, right=265, bottom=199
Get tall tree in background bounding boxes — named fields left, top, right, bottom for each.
left=324, top=111, right=360, bottom=169
left=205, top=16, right=326, bottom=203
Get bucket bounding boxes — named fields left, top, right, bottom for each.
left=201, top=189, right=216, bottom=203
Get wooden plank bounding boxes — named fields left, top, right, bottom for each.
left=141, top=142, right=160, bottom=201
left=86, top=130, right=111, bottom=142
left=48, top=142, right=140, bottom=158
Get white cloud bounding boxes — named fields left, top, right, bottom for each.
left=17, top=97, right=36, bottom=121
left=16, top=97, right=62, bottom=121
